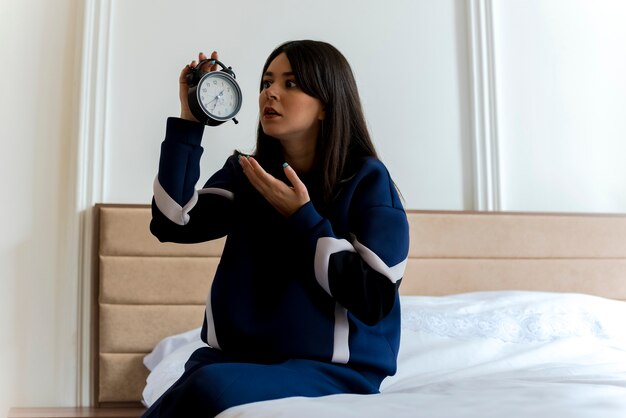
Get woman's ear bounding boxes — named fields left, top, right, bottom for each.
left=318, top=107, right=326, bottom=121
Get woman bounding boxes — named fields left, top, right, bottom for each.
left=144, top=40, right=409, bottom=417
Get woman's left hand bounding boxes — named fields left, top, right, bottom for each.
left=239, top=156, right=310, bottom=217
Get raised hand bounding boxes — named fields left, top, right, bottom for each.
left=239, top=156, right=310, bottom=217
left=179, top=51, right=219, bottom=121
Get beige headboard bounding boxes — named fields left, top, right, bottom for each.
left=95, top=204, right=225, bottom=406
left=94, top=204, right=626, bottom=406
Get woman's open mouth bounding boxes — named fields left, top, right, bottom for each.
left=263, top=107, right=282, bottom=119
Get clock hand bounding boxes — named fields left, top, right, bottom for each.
left=205, top=90, right=224, bottom=105
left=211, top=91, right=225, bottom=111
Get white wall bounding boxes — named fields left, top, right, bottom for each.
left=0, top=0, right=84, bottom=413
left=2, top=0, right=626, bottom=413
left=102, top=0, right=473, bottom=210
left=492, top=0, right=626, bottom=212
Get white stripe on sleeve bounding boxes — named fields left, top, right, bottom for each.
left=153, top=178, right=235, bottom=226
left=314, top=237, right=356, bottom=296
left=331, top=303, right=350, bottom=364
left=198, top=187, right=234, bottom=200
left=352, top=237, right=407, bottom=284
left=153, top=177, right=198, bottom=226
left=205, top=287, right=221, bottom=350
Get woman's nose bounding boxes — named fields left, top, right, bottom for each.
left=265, top=85, right=279, bottom=101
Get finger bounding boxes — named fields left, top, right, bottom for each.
left=196, top=51, right=219, bottom=73
left=247, top=157, right=269, bottom=177
left=198, top=52, right=212, bottom=72
left=239, top=156, right=264, bottom=188
left=179, top=64, right=192, bottom=83
left=282, top=163, right=306, bottom=192
left=244, top=157, right=274, bottom=191
left=238, top=154, right=250, bottom=173
left=239, top=155, right=255, bottom=173
left=241, top=156, right=282, bottom=195
left=210, top=51, right=219, bottom=72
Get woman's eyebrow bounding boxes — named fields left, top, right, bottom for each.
left=263, top=71, right=295, bottom=77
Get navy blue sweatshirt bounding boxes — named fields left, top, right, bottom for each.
left=151, top=117, right=410, bottom=379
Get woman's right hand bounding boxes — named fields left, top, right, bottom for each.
left=179, top=51, right=219, bottom=122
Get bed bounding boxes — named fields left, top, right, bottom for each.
left=95, top=204, right=626, bottom=417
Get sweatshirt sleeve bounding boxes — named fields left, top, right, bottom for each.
left=288, top=159, right=410, bottom=326
left=150, top=117, right=238, bottom=243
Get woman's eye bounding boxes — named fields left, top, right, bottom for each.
left=286, top=80, right=297, bottom=88
left=262, top=80, right=272, bottom=89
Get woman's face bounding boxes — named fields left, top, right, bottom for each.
left=259, top=53, right=325, bottom=144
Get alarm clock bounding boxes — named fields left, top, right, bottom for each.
left=186, top=59, right=242, bottom=126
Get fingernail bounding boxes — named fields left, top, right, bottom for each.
left=282, top=162, right=289, bottom=168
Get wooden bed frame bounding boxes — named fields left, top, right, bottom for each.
left=91, top=204, right=626, bottom=409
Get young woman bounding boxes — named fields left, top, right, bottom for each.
left=144, top=40, right=410, bottom=417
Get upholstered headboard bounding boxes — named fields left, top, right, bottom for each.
left=95, top=204, right=224, bottom=406
left=94, top=204, right=626, bottom=406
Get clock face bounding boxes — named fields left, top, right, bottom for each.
left=197, top=72, right=242, bottom=121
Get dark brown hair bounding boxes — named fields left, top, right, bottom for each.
left=254, top=40, right=379, bottom=206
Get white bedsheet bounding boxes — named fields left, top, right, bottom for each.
left=143, top=291, right=626, bottom=417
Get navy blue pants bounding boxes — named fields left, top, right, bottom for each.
left=141, top=347, right=382, bottom=417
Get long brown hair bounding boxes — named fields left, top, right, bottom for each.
left=254, top=40, right=378, bottom=206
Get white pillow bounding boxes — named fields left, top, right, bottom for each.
left=381, top=291, right=626, bottom=391
left=142, top=338, right=207, bottom=406
left=143, top=327, right=202, bottom=371
left=400, top=290, right=625, bottom=342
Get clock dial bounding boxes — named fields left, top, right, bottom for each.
left=187, top=59, right=242, bottom=126
left=198, top=73, right=241, bottom=120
